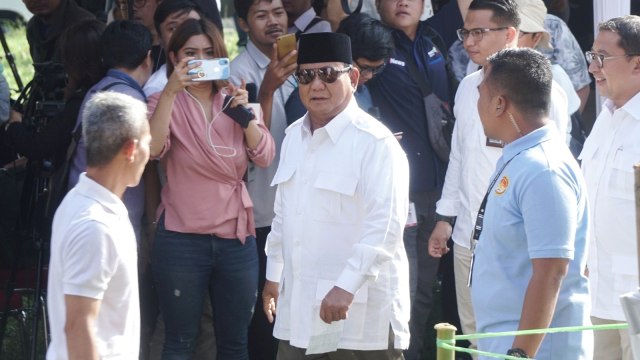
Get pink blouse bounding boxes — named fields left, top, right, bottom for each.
left=147, top=89, right=275, bottom=242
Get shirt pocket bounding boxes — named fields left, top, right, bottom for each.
left=311, top=171, right=358, bottom=222
left=608, top=149, right=640, bottom=200
left=271, top=165, right=296, bottom=186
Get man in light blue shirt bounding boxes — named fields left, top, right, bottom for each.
left=471, top=47, right=591, bottom=359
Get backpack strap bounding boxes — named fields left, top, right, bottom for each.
left=295, top=16, right=326, bottom=39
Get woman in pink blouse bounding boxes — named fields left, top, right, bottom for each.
left=147, top=18, right=275, bottom=359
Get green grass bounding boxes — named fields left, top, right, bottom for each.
left=0, top=20, right=240, bottom=100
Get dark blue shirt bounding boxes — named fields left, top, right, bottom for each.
left=425, top=0, right=464, bottom=51
left=368, top=23, right=452, bottom=192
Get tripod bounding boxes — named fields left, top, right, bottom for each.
left=0, top=69, right=65, bottom=359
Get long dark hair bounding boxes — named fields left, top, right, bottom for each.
left=59, top=19, right=107, bottom=100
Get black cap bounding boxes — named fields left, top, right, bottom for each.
left=297, top=32, right=352, bottom=65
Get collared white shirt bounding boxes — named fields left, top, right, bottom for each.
left=266, top=99, right=411, bottom=350
left=580, top=93, right=640, bottom=321
left=47, top=174, right=140, bottom=360
left=437, top=69, right=569, bottom=249
left=229, top=40, right=296, bottom=227
left=143, top=63, right=168, bottom=98
left=288, top=7, right=331, bottom=34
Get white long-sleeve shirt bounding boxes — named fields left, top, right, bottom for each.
left=580, top=94, right=640, bottom=321
left=266, top=99, right=411, bottom=350
left=436, top=69, right=569, bottom=249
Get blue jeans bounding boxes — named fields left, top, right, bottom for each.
left=152, top=217, right=258, bottom=360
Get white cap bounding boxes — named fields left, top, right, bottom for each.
left=516, top=0, right=552, bottom=49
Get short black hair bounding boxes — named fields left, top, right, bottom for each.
left=336, top=13, right=394, bottom=62
left=599, top=15, right=640, bottom=55
left=486, top=48, right=552, bottom=118
left=154, top=0, right=201, bottom=35
left=235, top=0, right=274, bottom=21
left=101, top=20, right=152, bottom=70
left=468, top=0, right=520, bottom=28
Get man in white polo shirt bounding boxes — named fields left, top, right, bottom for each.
left=46, top=91, right=151, bottom=360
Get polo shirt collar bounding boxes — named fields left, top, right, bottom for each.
left=246, top=40, right=271, bottom=70
left=503, top=124, right=555, bottom=162
left=292, top=7, right=317, bottom=33
left=75, top=173, right=128, bottom=217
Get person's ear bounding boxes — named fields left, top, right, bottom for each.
left=349, top=66, right=360, bottom=90
left=505, top=27, right=518, bottom=44
left=122, top=139, right=139, bottom=162
left=494, top=95, right=507, bottom=117
left=532, top=32, right=543, bottom=48
left=238, top=17, right=250, bottom=34
left=632, top=54, right=640, bottom=73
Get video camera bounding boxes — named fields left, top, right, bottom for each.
left=15, top=61, right=67, bottom=133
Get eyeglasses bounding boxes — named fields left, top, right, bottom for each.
left=585, top=50, right=640, bottom=68
left=355, top=60, right=386, bottom=76
left=518, top=31, right=534, bottom=38
left=456, top=27, right=509, bottom=42
left=295, top=66, right=352, bottom=85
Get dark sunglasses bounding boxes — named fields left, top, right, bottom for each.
left=355, top=60, right=386, bottom=76
left=295, top=66, right=352, bottom=85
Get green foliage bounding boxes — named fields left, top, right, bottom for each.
left=1, top=23, right=34, bottom=97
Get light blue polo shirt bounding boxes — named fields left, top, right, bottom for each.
left=471, top=124, right=592, bottom=359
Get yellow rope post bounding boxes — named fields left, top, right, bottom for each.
left=435, top=323, right=457, bottom=360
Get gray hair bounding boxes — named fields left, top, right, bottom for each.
left=599, top=15, right=640, bottom=55
left=82, top=91, right=148, bottom=167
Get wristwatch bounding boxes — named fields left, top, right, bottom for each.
left=506, top=348, right=529, bottom=358
left=434, top=213, right=456, bottom=226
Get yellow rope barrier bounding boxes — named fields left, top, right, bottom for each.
left=435, top=322, right=629, bottom=359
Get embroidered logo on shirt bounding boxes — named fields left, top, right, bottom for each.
left=389, top=58, right=406, bottom=66
left=495, top=176, right=509, bottom=195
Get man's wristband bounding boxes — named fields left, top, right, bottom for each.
left=434, top=213, right=456, bottom=226
left=506, top=348, right=529, bottom=358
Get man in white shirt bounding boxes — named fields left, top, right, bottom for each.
left=580, top=15, right=640, bottom=360
left=284, top=0, right=331, bottom=35
left=427, top=0, right=568, bottom=349
left=263, top=32, right=410, bottom=359
left=46, top=91, right=151, bottom=360
left=230, top=0, right=296, bottom=357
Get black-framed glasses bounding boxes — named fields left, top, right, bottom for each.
left=295, top=66, right=352, bottom=85
left=585, top=50, right=640, bottom=68
left=355, top=60, right=386, bottom=76
left=456, top=27, right=509, bottom=42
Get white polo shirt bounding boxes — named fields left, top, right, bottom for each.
left=47, top=173, right=140, bottom=360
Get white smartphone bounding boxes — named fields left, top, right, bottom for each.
left=187, top=58, right=230, bottom=81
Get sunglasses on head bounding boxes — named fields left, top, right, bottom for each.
left=294, top=66, right=352, bottom=85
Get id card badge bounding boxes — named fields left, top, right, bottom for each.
left=406, top=202, right=417, bottom=227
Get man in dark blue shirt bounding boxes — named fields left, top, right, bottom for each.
left=368, top=0, right=459, bottom=358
